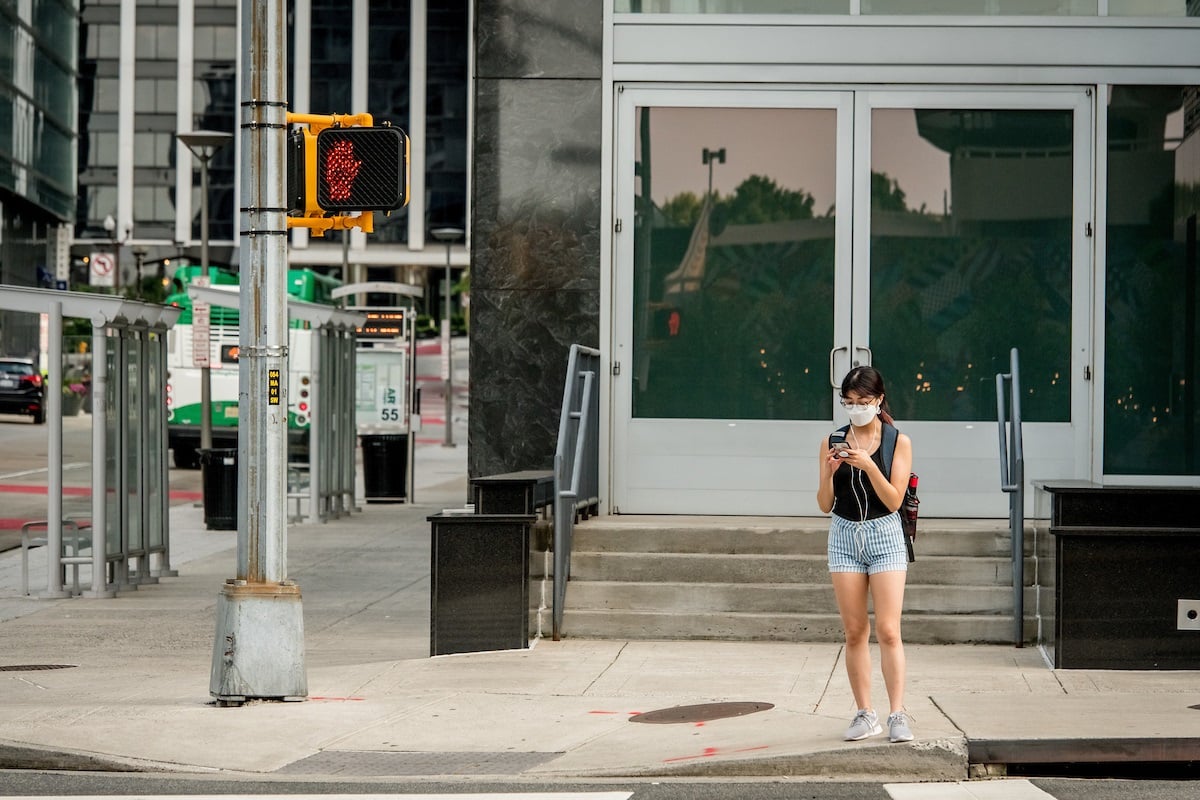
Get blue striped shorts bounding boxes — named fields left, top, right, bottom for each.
left=828, top=512, right=909, bottom=575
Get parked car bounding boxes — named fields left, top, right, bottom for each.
left=0, top=357, right=45, bottom=424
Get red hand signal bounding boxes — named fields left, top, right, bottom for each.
left=322, top=140, right=361, bottom=202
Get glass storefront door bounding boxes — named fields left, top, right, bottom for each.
left=612, top=87, right=1094, bottom=516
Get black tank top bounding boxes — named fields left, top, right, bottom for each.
left=832, top=447, right=893, bottom=521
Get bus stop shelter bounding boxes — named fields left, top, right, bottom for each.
left=0, top=286, right=180, bottom=598
left=187, top=284, right=365, bottom=523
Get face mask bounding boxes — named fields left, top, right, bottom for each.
left=845, top=403, right=879, bottom=427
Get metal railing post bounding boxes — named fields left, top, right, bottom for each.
left=552, top=344, right=601, bottom=641
left=996, top=347, right=1024, bottom=648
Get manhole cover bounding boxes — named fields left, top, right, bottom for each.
left=0, top=664, right=76, bottom=672
left=629, top=701, right=774, bottom=724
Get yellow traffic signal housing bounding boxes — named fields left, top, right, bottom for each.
left=286, top=113, right=410, bottom=221
left=287, top=125, right=320, bottom=216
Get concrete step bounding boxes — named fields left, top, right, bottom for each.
left=559, top=515, right=1038, bottom=644
left=565, top=581, right=1036, bottom=616
left=574, top=516, right=1034, bottom=558
left=561, top=608, right=1036, bottom=645
left=569, top=551, right=1035, bottom=587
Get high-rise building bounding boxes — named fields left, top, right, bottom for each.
left=0, top=0, right=79, bottom=355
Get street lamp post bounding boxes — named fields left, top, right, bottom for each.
left=132, top=246, right=149, bottom=300
left=430, top=226, right=464, bottom=448
left=102, top=214, right=122, bottom=293
left=177, top=131, right=233, bottom=456
left=702, top=147, right=725, bottom=200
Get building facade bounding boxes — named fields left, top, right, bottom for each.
left=470, top=2, right=1200, bottom=517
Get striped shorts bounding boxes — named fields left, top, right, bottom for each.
left=828, top=512, right=909, bottom=575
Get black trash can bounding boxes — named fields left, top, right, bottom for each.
left=199, top=448, right=238, bottom=531
left=361, top=433, right=408, bottom=503
left=428, top=513, right=534, bottom=656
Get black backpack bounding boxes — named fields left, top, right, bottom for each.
left=831, top=422, right=920, bottom=562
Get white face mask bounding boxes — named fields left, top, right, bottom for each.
left=845, top=403, right=879, bottom=427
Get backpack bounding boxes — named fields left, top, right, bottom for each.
left=830, top=422, right=920, bottom=562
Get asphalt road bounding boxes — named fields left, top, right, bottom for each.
left=0, top=412, right=203, bottom=553
left=0, top=772, right=1196, bottom=800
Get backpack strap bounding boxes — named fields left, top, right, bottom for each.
left=828, top=424, right=850, bottom=448
left=880, top=421, right=898, bottom=480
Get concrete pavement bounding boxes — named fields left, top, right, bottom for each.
left=0, top=437, right=1197, bottom=783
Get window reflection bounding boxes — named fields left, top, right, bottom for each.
left=1105, top=86, right=1200, bottom=475
left=870, top=107, right=1074, bottom=423
left=632, top=106, right=837, bottom=421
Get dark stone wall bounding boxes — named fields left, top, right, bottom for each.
left=469, top=1, right=603, bottom=477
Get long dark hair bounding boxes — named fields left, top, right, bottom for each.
left=840, top=365, right=896, bottom=426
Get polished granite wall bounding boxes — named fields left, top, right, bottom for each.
left=469, top=0, right=603, bottom=478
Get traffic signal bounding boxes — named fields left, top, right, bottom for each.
left=287, top=127, right=313, bottom=215
left=316, top=126, right=409, bottom=212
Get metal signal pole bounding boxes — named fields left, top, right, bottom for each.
left=209, top=0, right=306, bottom=705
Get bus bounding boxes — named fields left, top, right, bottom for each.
left=164, top=265, right=341, bottom=468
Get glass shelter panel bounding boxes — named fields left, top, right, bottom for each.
left=146, top=332, right=164, bottom=550
left=868, top=107, right=1074, bottom=423
left=862, top=0, right=1096, bottom=12
left=631, top=106, right=838, bottom=421
left=126, top=331, right=144, bottom=556
left=614, top=0, right=848, bottom=11
left=1106, top=1, right=1198, bottom=15
left=105, top=331, right=121, bottom=560
left=1104, top=86, right=1200, bottom=475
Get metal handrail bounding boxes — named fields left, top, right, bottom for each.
left=553, top=344, right=601, bottom=641
left=996, top=347, right=1024, bottom=648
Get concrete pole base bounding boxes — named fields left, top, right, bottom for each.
left=209, top=579, right=307, bottom=704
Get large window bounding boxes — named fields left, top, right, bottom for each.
left=631, top=106, right=839, bottom=420
left=870, top=107, right=1075, bottom=422
left=1104, top=86, right=1200, bottom=475
left=368, top=0, right=410, bottom=243
left=615, top=0, right=1197, bottom=13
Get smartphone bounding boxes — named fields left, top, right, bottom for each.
left=829, top=431, right=850, bottom=456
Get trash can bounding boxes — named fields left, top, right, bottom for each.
left=361, top=433, right=408, bottom=503
left=428, top=513, right=534, bottom=656
left=200, top=448, right=238, bottom=531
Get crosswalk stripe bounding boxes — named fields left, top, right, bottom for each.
left=885, top=779, right=1056, bottom=800
left=3, top=796, right=634, bottom=800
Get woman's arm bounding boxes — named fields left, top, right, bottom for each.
left=816, top=436, right=839, bottom=514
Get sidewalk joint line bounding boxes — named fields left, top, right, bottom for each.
left=581, top=641, right=628, bottom=695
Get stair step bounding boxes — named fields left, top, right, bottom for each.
left=561, top=609, right=1036, bottom=645
left=558, top=516, right=1039, bottom=644
left=565, top=581, right=1035, bottom=615
left=574, top=523, right=1034, bottom=557
left=569, top=551, right=1034, bottom=586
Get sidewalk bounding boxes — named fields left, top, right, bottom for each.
left=0, top=438, right=1197, bottom=782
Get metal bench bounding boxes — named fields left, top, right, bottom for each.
left=20, top=518, right=93, bottom=597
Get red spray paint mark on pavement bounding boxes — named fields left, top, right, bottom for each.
left=662, top=745, right=770, bottom=764
left=309, top=696, right=366, bottom=702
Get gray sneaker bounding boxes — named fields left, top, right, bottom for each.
left=843, top=709, right=882, bottom=741
left=887, top=711, right=914, bottom=742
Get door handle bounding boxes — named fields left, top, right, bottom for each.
left=853, top=345, right=872, bottom=368
left=829, top=346, right=848, bottom=388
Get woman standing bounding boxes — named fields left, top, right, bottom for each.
left=816, top=365, right=914, bottom=743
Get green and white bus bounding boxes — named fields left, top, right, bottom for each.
left=164, top=265, right=340, bottom=468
